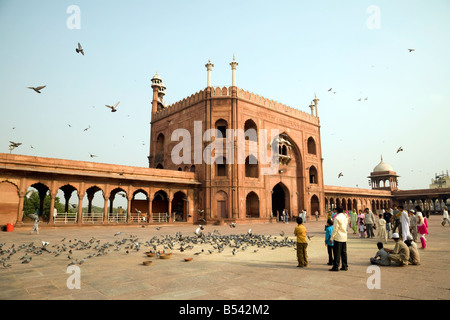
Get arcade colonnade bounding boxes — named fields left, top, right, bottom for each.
left=324, top=186, right=393, bottom=214
left=0, top=153, right=200, bottom=226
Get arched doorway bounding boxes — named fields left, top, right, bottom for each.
left=152, top=190, right=169, bottom=222
left=23, top=183, right=49, bottom=222
left=246, top=192, right=260, bottom=218
left=216, top=190, right=228, bottom=219
left=272, top=183, right=290, bottom=219
left=172, top=191, right=187, bottom=222
left=131, top=189, right=149, bottom=223
left=311, top=195, right=320, bottom=216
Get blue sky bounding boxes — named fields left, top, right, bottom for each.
left=1, top=0, right=449, bottom=196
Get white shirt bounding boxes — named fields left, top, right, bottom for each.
left=443, top=209, right=449, bottom=220
left=331, top=212, right=348, bottom=242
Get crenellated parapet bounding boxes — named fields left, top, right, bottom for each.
left=152, top=86, right=319, bottom=125
left=236, top=88, right=319, bottom=125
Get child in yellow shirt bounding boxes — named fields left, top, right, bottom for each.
left=294, top=217, right=308, bottom=267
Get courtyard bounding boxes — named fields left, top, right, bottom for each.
left=0, top=217, right=449, bottom=301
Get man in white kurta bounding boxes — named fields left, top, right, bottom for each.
left=400, top=206, right=411, bottom=242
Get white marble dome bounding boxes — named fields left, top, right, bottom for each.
left=373, top=158, right=394, bottom=172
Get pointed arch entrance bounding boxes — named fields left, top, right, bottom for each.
left=272, top=182, right=290, bottom=219
left=246, top=192, right=260, bottom=218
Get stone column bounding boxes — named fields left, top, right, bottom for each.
left=168, top=195, right=172, bottom=223
left=77, top=194, right=84, bottom=225
left=49, top=193, right=56, bottom=225
left=127, top=197, right=132, bottom=223
left=103, top=196, right=109, bottom=224
left=16, top=194, right=25, bottom=225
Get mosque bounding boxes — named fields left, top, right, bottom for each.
left=1, top=57, right=449, bottom=228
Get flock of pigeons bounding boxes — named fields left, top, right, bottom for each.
left=1, top=225, right=302, bottom=269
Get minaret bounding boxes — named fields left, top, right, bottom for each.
left=313, top=93, right=319, bottom=117
left=230, top=54, right=238, bottom=87
left=151, top=72, right=163, bottom=114
left=309, top=101, right=315, bottom=116
left=205, top=60, right=214, bottom=87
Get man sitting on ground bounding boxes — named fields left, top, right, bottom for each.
left=370, top=242, right=391, bottom=266
left=385, top=233, right=409, bottom=266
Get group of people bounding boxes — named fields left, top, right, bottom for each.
left=328, top=205, right=430, bottom=249
left=295, top=204, right=438, bottom=270
left=369, top=232, right=421, bottom=267
left=279, top=209, right=307, bottom=224
left=296, top=206, right=349, bottom=271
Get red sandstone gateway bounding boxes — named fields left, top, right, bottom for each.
left=1, top=58, right=448, bottom=228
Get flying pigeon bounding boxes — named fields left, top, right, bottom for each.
left=28, top=86, right=46, bottom=93
left=88, top=153, right=97, bottom=158
left=408, top=49, right=415, bottom=52
left=397, top=146, right=403, bottom=153
left=76, top=42, right=84, bottom=55
left=105, top=101, right=120, bottom=112
left=25, top=190, right=34, bottom=199
left=83, top=125, right=90, bottom=132
left=9, top=141, right=21, bottom=148
left=9, top=141, right=22, bottom=152
left=328, top=88, right=332, bottom=92
left=357, top=98, right=362, bottom=102
left=338, top=172, right=343, bottom=178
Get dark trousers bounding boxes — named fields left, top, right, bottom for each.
left=327, top=245, right=334, bottom=264
left=332, top=241, right=348, bottom=269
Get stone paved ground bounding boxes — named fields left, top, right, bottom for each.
left=0, top=217, right=449, bottom=301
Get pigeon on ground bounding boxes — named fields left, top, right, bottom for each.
left=22, top=257, right=32, bottom=264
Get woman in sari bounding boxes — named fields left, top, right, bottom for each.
left=415, top=206, right=428, bottom=249
left=350, top=209, right=358, bottom=234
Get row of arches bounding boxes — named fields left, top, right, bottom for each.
left=213, top=182, right=321, bottom=220
left=325, top=196, right=392, bottom=214
left=5, top=180, right=191, bottom=225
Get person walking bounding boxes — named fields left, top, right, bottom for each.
left=400, top=206, right=411, bottom=242
left=383, top=208, right=393, bottom=239
left=329, top=207, right=348, bottom=271
left=409, top=209, right=418, bottom=241
left=294, top=217, right=308, bottom=267
left=350, top=209, right=358, bottom=234
left=30, top=208, right=40, bottom=235
left=377, top=214, right=388, bottom=244
left=442, top=207, right=450, bottom=227
left=416, top=206, right=429, bottom=249
left=325, top=219, right=334, bottom=265
left=392, top=205, right=401, bottom=235
left=364, top=208, right=375, bottom=238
